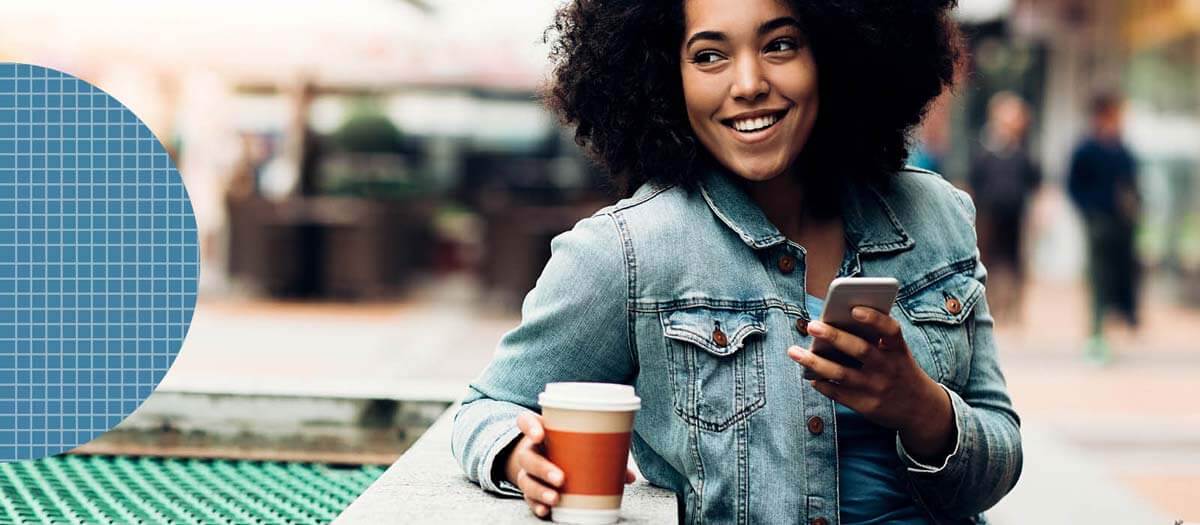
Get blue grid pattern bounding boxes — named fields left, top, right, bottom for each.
left=0, top=63, right=200, bottom=461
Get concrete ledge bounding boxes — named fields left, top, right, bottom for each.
left=334, top=403, right=679, bottom=524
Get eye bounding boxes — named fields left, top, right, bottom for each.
left=692, top=50, right=725, bottom=65
left=765, top=38, right=801, bottom=54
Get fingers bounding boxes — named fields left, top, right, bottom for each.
left=806, top=320, right=874, bottom=363
left=518, top=467, right=557, bottom=518
left=788, top=346, right=865, bottom=386
left=513, top=414, right=563, bottom=518
left=516, top=441, right=565, bottom=489
left=810, top=379, right=879, bottom=419
left=516, top=412, right=546, bottom=444
left=810, top=376, right=842, bottom=400
left=625, top=468, right=637, bottom=484
left=516, top=465, right=560, bottom=512
left=850, top=306, right=905, bottom=351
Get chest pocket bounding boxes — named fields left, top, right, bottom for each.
left=896, top=269, right=985, bottom=390
left=661, top=307, right=767, bottom=432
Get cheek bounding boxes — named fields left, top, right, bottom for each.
left=680, top=70, right=724, bottom=127
left=775, top=70, right=817, bottom=104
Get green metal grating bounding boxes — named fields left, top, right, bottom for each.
left=0, top=455, right=385, bottom=525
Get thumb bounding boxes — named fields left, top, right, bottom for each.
left=625, top=468, right=637, bottom=484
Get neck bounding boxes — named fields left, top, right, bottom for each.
left=739, top=168, right=840, bottom=241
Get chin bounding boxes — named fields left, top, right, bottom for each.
left=728, top=159, right=788, bottom=183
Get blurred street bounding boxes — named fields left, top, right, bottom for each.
left=161, top=272, right=1199, bottom=521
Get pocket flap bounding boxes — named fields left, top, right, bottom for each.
left=662, top=308, right=766, bottom=357
left=897, top=271, right=984, bottom=325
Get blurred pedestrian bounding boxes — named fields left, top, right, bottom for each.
left=1067, top=92, right=1141, bottom=363
left=968, top=91, right=1042, bottom=324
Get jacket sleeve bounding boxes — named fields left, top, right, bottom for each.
left=451, top=212, right=636, bottom=496
left=895, top=188, right=1023, bottom=518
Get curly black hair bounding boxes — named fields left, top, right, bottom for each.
left=544, top=0, right=965, bottom=198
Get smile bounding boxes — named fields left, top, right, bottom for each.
left=725, top=111, right=785, bottom=133
left=720, top=108, right=790, bottom=143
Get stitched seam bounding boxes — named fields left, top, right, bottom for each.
left=663, top=312, right=685, bottom=424
left=676, top=396, right=767, bottom=432
left=691, top=415, right=706, bottom=525
left=734, top=342, right=747, bottom=525
left=900, top=277, right=985, bottom=324
left=610, top=212, right=640, bottom=371
left=897, top=257, right=977, bottom=299
left=662, top=323, right=765, bottom=356
left=632, top=297, right=801, bottom=314
left=737, top=415, right=749, bottom=525
left=599, top=183, right=675, bottom=215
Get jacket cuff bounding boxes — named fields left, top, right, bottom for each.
left=896, top=383, right=966, bottom=475
left=479, top=423, right=525, bottom=497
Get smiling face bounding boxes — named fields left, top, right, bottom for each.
left=680, top=0, right=819, bottom=183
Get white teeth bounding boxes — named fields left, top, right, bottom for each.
left=731, top=113, right=780, bottom=132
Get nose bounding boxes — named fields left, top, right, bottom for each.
left=730, top=56, right=769, bottom=102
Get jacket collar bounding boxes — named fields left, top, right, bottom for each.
left=698, top=166, right=913, bottom=255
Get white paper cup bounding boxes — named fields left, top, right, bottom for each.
left=538, top=383, right=641, bottom=524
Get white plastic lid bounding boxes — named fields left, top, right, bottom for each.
left=538, top=382, right=641, bottom=412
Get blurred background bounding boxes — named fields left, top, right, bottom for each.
left=0, top=0, right=1197, bottom=523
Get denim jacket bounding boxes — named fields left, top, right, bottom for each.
left=452, top=167, right=1023, bottom=524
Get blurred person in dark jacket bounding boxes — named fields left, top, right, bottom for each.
left=1067, top=92, right=1140, bottom=364
left=968, top=91, right=1041, bottom=324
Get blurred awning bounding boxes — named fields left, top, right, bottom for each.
left=0, top=0, right=561, bottom=91
left=955, top=0, right=1013, bottom=23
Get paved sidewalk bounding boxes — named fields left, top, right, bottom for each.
left=993, top=278, right=1200, bottom=522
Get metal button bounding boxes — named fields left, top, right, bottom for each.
left=778, top=255, right=796, bottom=274
left=712, top=328, right=728, bottom=347
left=811, top=518, right=829, bottom=525
left=795, top=318, right=809, bottom=336
left=806, top=416, right=824, bottom=435
left=945, top=296, right=963, bottom=315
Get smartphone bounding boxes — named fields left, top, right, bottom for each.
left=802, top=277, right=900, bottom=380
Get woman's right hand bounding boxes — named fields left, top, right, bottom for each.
left=506, top=412, right=637, bottom=519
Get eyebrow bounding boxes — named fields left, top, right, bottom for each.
left=684, top=16, right=802, bottom=49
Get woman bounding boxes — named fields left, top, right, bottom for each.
left=452, top=1, right=1022, bottom=523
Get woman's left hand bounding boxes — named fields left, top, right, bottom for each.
left=787, top=306, right=956, bottom=463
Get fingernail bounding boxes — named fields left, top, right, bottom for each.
left=536, top=504, right=547, bottom=517
left=548, top=470, right=563, bottom=485
left=544, top=490, right=557, bottom=504
left=808, top=321, right=826, bottom=336
left=852, top=307, right=870, bottom=321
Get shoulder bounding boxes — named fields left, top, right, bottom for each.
left=556, top=182, right=695, bottom=269
left=591, top=181, right=713, bottom=240
left=889, top=166, right=976, bottom=222
left=879, top=167, right=978, bottom=253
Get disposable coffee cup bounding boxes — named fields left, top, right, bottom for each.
left=538, top=382, right=641, bottom=525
